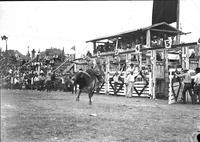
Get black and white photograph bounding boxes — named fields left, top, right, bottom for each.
left=1, top=0, right=200, bottom=141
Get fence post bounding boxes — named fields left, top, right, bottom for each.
left=168, top=70, right=176, bottom=104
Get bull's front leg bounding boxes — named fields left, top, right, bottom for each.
left=76, top=89, right=81, bottom=102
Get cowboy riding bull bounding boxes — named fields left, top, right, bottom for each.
left=71, top=57, right=105, bottom=105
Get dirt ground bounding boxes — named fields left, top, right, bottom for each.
left=1, top=89, right=200, bottom=142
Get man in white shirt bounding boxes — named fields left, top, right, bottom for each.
left=34, top=75, right=39, bottom=90
left=126, top=63, right=135, bottom=76
left=60, top=75, right=65, bottom=91
left=176, top=69, right=194, bottom=104
left=126, top=70, right=140, bottom=98
left=194, top=67, right=200, bottom=104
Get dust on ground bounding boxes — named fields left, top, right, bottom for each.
left=1, top=89, right=200, bottom=142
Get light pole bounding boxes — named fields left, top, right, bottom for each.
left=1, top=35, right=8, bottom=68
left=1, top=35, right=8, bottom=53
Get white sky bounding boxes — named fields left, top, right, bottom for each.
left=0, top=1, right=200, bottom=58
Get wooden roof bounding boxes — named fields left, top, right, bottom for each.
left=86, top=22, right=183, bottom=43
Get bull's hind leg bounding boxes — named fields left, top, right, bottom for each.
left=88, top=92, right=92, bottom=105
left=88, top=90, right=95, bottom=105
left=76, top=89, right=82, bottom=102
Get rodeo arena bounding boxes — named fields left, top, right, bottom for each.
left=1, top=1, right=200, bottom=142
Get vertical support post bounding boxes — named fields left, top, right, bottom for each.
left=115, top=38, right=119, bottom=50
left=196, top=44, right=200, bottom=67
left=124, top=53, right=129, bottom=96
left=185, top=46, right=190, bottom=69
left=151, top=50, right=156, bottom=99
left=146, top=30, right=151, bottom=48
left=93, top=41, right=96, bottom=54
left=176, top=0, right=180, bottom=44
left=168, top=70, right=176, bottom=104
left=182, top=47, right=185, bottom=69
left=139, top=52, right=142, bottom=70
left=198, top=57, right=200, bottom=68
left=198, top=55, right=200, bottom=68
left=182, top=47, right=189, bottom=69
left=148, top=71, right=152, bottom=98
left=164, top=49, right=169, bottom=97
left=74, top=63, right=77, bottom=72
left=125, top=53, right=129, bottom=70
left=146, top=29, right=156, bottom=98
left=105, top=56, right=110, bottom=95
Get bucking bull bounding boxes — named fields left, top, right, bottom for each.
left=70, top=69, right=104, bottom=105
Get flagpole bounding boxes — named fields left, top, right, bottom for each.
left=176, top=0, right=180, bottom=44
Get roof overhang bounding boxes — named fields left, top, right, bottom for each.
left=86, top=22, right=184, bottom=43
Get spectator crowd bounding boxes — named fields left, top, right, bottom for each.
left=0, top=49, right=74, bottom=92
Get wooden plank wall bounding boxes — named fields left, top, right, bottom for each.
left=98, top=71, right=150, bottom=97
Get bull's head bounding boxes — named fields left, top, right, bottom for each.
left=70, top=72, right=78, bottom=85
left=70, top=76, right=76, bottom=85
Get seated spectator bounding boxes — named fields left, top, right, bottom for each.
left=126, top=43, right=131, bottom=49
left=131, top=41, right=136, bottom=49
left=140, top=36, right=145, bottom=45
left=135, top=38, right=140, bottom=45
left=110, top=71, right=124, bottom=96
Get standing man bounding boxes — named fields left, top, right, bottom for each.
left=31, top=75, right=34, bottom=90
left=34, top=74, right=39, bottom=90
left=176, top=69, right=194, bottom=104
left=10, top=74, right=14, bottom=89
left=60, top=74, right=65, bottom=91
left=194, top=67, right=200, bottom=104
left=125, top=63, right=134, bottom=96
left=126, top=63, right=135, bottom=76
left=126, top=69, right=140, bottom=98
left=125, top=63, right=139, bottom=97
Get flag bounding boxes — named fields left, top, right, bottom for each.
left=70, top=46, right=76, bottom=55
left=152, top=0, right=178, bottom=25
left=1, top=35, right=8, bottom=40
left=71, top=46, right=75, bottom=51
